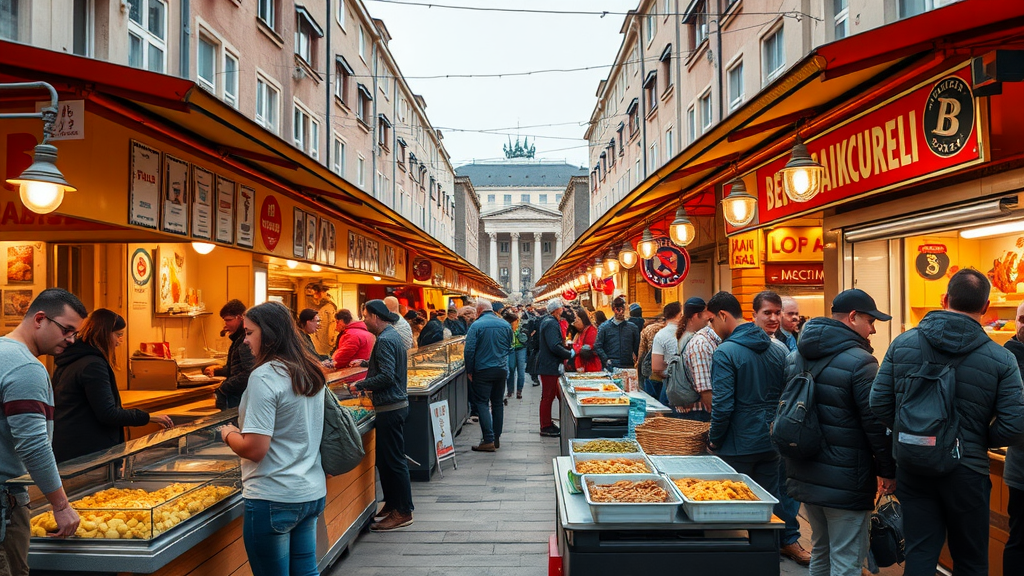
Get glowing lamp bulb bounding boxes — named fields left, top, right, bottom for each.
left=19, top=181, right=64, bottom=214
left=191, top=242, right=215, bottom=255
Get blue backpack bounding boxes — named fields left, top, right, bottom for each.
left=771, top=355, right=831, bottom=459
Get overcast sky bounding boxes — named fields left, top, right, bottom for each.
left=365, top=0, right=639, bottom=169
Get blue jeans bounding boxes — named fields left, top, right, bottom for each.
left=243, top=496, right=326, bottom=576
left=777, top=458, right=802, bottom=545
left=644, top=378, right=663, bottom=400
left=470, top=368, right=506, bottom=444
left=506, top=348, right=527, bottom=395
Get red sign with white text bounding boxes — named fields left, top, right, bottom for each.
left=765, top=263, right=824, bottom=285
left=750, top=65, right=982, bottom=229
left=259, top=195, right=282, bottom=251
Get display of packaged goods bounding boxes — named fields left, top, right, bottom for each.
left=572, top=452, right=653, bottom=476
left=666, top=473, right=778, bottom=523
left=649, top=456, right=736, bottom=475
left=581, top=474, right=682, bottom=523
left=30, top=478, right=239, bottom=540
left=569, top=438, right=641, bottom=454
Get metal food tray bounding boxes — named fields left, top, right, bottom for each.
left=571, top=452, right=654, bottom=475
left=666, top=473, right=778, bottom=523
left=649, top=456, right=736, bottom=475
left=565, top=371, right=611, bottom=380
left=581, top=473, right=681, bottom=523
left=574, top=392, right=632, bottom=417
left=568, top=381, right=622, bottom=395
left=568, top=438, right=642, bottom=456
left=135, top=456, right=241, bottom=476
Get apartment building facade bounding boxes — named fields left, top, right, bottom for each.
left=586, top=0, right=957, bottom=223
left=0, top=0, right=456, bottom=248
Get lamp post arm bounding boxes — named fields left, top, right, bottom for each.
left=0, top=81, right=60, bottom=144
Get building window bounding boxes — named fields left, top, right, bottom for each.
left=627, top=98, right=640, bottom=137
left=377, top=115, right=391, bottom=150
left=337, top=0, right=345, bottom=28
left=649, top=142, right=658, bottom=172
left=503, top=194, right=512, bottom=205
left=522, top=242, right=531, bottom=253
left=543, top=242, right=552, bottom=254
left=762, top=25, right=785, bottom=84
left=0, top=0, right=18, bottom=42
left=255, top=75, right=280, bottom=133
left=397, top=139, right=407, bottom=166
left=645, top=8, right=657, bottom=42
left=660, top=44, right=672, bottom=93
left=127, top=0, right=166, bottom=73
left=556, top=193, right=562, bottom=203
left=899, top=0, right=954, bottom=19
left=258, top=0, right=275, bottom=30
left=333, top=137, right=346, bottom=176
left=635, top=158, right=641, bottom=183
left=499, top=242, right=510, bottom=254
left=699, top=91, right=712, bottom=132
left=728, top=60, right=744, bottom=111
left=335, top=56, right=353, bottom=103
left=665, top=127, right=674, bottom=159
left=358, top=25, right=366, bottom=60
left=520, top=194, right=529, bottom=203
left=224, top=52, right=238, bottom=108
left=644, top=71, right=658, bottom=111
left=687, top=105, right=696, bottom=143
left=197, top=34, right=218, bottom=93
left=834, top=0, right=849, bottom=39
left=356, top=84, right=372, bottom=125
left=357, top=155, right=365, bottom=188
left=690, top=1, right=709, bottom=49
left=617, top=123, right=625, bottom=155
left=73, top=0, right=92, bottom=56
left=608, top=139, right=616, bottom=167
left=487, top=194, right=495, bottom=204
left=539, top=194, right=548, bottom=204
left=293, top=103, right=319, bottom=160
left=294, top=8, right=324, bottom=67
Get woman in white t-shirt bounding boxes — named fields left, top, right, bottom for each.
left=219, top=301, right=327, bottom=576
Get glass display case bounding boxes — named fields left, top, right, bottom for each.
left=408, top=336, right=466, bottom=390
left=7, top=412, right=244, bottom=572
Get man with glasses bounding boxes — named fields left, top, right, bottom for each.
left=0, top=288, right=87, bottom=574
left=204, top=300, right=255, bottom=409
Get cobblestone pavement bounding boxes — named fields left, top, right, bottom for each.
left=326, top=384, right=904, bottom=576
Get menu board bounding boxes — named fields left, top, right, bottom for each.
left=215, top=176, right=235, bottom=244
left=129, top=140, right=161, bottom=229
left=236, top=186, right=255, bottom=248
left=292, top=208, right=305, bottom=258
left=161, top=154, right=189, bottom=235
left=191, top=166, right=214, bottom=240
left=305, top=213, right=317, bottom=261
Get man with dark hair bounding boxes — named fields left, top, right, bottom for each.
left=677, top=292, right=744, bottom=421
left=536, top=300, right=573, bottom=437
left=595, top=296, right=640, bottom=371
left=352, top=299, right=413, bottom=531
left=784, top=289, right=896, bottom=575
left=1, top=288, right=86, bottom=571
left=647, top=301, right=682, bottom=400
left=872, top=268, right=1024, bottom=576
left=205, top=299, right=255, bottom=409
left=627, top=303, right=646, bottom=333
left=709, top=290, right=793, bottom=562
left=752, top=290, right=784, bottom=342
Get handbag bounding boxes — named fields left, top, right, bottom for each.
left=870, top=494, right=905, bottom=567
left=320, top=387, right=365, bottom=476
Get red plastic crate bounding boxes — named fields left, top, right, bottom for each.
left=548, top=533, right=563, bottom=576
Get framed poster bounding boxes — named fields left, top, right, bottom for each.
left=327, top=222, right=336, bottom=266
left=236, top=186, right=256, bottom=248
left=292, top=208, right=305, bottom=258
left=191, top=166, right=214, bottom=240
left=6, top=245, right=34, bottom=283
left=129, top=140, right=161, bottom=229
left=305, top=213, right=317, bottom=261
left=2, top=289, right=33, bottom=326
left=215, top=176, right=235, bottom=244
left=347, top=231, right=357, bottom=268
left=161, top=154, right=189, bottom=235
left=317, top=218, right=330, bottom=264
left=155, top=245, right=187, bottom=314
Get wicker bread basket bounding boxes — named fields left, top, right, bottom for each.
left=635, top=416, right=710, bottom=455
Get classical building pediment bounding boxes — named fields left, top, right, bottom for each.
left=481, top=204, right=561, bottom=221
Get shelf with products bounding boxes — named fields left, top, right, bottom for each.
left=407, top=336, right=466, bottom=391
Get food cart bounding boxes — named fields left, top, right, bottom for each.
left=405, top=337, right=467, bottom=481
left=557, top=374, right=671, bottom=456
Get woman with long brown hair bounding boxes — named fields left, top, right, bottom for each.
left=52, top=308, right=173, bottom=462
left=218, top=301, right=326, bottom=576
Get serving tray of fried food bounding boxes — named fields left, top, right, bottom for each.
left=666, top=473, right=778, bottom=523
left=581, top=474, right=681, bottom=523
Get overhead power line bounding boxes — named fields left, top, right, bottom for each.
left=366, top=0, right=821, bottom=21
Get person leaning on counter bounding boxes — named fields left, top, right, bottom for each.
left=297, top=308, right=333, bottom=368
left=51, top=309, right=174, bottom=463
left=204, top=300, right=256, bottom=409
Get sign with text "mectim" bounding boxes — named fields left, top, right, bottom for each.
left=754, top=65, right=982, bottom=227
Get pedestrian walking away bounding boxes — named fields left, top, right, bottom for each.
left=349, top=299, right=415, bottom=531
left=648, top=301, right=683, bottom=401
left=782, top=289, right=896, bottom=576
left=871, top=269, right=1024, bottom=576
left=1003, top=300, right=1024, bottom=575
left=536, top=299, right=574, bottom=437
left=504, top=309, right=529, bottom=400
left=660, top=297, right=711, bottom=411
left=675, top=293, right=732, bottom=421
left=464, top=299, right=513, bottom=451
left=219, top=302, right=327, bottom=576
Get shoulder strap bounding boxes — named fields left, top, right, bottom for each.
left=798, top=353, right=835, bottom=381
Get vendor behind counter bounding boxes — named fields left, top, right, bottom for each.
left=202, top=300, right=255, bottom=409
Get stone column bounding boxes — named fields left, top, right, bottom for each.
left=533, top=233, right=542, bottom=287
left=555, top=232, right=563, bottom=258
left=488, top=231, right=498, bottom=282
left=510, top=232, right=521, bottom=295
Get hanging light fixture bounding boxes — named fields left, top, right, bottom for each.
left=669, top=205, right=696, bottom=247
left=604, top=249, right=619, bottom=275
left=577, top=272, right=587, bottom=287
left=638, top=226, right=658, bottom=260
left=286, top=260, right=299, bottom=269
left=310, top=264, right=322, bottom=272
left=593, top=257, right=604, bottom=279
left=780, top=136, right=824, bottom=203
left=618, top=241, right=638, bottom=269
left=191, top=242, right=215, bottom=255
left=722, top=178, right=758, bottom=227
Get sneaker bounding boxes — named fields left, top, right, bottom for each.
left=373, top=505, right=394, bottom=522
left=471, top=442, right=496, bottom=452
left=516, top=392, right=522, bottom=399
left=539, top=426, right=560, bottom=437
left=503, top=398, right=508, bottom=406
left=370, top=510, right=413, bottom=532
left=494, top=438, right=500, bottom=449
left=780, top=542, right=811, bottom=566
left=469, top=415, right=479, bottom=423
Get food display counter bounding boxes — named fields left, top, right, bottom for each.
left=552, top=456, right=783, bottom=576
left=557, top=375, right=671, bottom=456
left=15, top=404, right=376, bottom=574
left=406, top=337, right=467, bottom=481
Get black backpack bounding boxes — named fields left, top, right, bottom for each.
left=771, top=355, right=831, bottom=459
left=870, top=494, right=905, bottom=567
left=892, top=332, right=964, bottom=476
left=639, top=348, right=653, bottom=379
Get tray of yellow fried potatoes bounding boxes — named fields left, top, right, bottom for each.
left=574, top=393, right=631, bottom=417
left=666, top=473, right=778, bottom=523
left=30, top=479, right=240, bottom=540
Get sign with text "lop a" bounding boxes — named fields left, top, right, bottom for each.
left=766, top=227, right=823, bottom=263
left=751, top=65, right=982, bottom=229
left=729, top=230, right=760, bottom=269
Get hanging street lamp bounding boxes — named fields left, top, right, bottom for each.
left=638, top=226, right=658, bottom=260
left=780, top=136, right=824, bottom=203
left=669, top=205, right=696, bottom=247
left=722, top=178, right=758, bottom=227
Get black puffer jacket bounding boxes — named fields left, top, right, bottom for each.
left=870, top=310, right=1024, bottom=476
left=536, top=314, right=572, bottom=375
left=783, top=318, right=895, bottom=511
left=52, top=341, right=149, bottom=462
left=594, top=319, right=640, bottom=370
left=214, top=327, right=255, bottom=409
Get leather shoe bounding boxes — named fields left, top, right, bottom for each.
left=471, top=442, right=496, bottom=452
left=373, top=505, right=394, bottom=521
left=494, top=438, right=500, bottom=449
left=780, top=542, right=811, bottom=566
left=539, top=425, right=560, bottom=437
left=370, top=510, right=413, bottom=532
